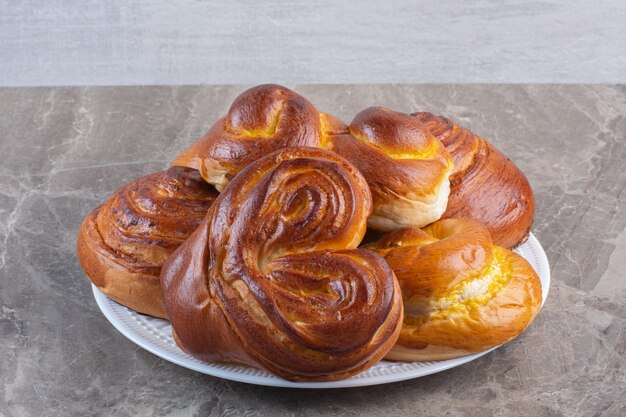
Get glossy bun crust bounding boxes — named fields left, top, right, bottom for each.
left=328, top=107, right=454, bottom=232
left=172, top=84, right=347, bottom=191
left=412, top=112, right=535, bottom=249
left=370, top=218, right=542, bottom=361
left=77, top=167, right=218, bottom=318
left=161, top=147, right=403, bottom=381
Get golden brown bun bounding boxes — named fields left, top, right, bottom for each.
left=369, top=218, right=542, bottom=361
left=412, top=112, right=535, bottom=249
left=172, top=84, right=347, bottom=191
left=77, top=167, right=218, bottom=318
left=161, top=147, right=403, bottom=381
left=328, top=107, right=454, bottom=232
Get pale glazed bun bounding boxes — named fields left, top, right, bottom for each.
left=328, top=107, right=454, bottom=232
left=161, top=147, right=403, bottom=381
left=369, top=218, right=542, bottom=361
left=412, top=112, right=535, bottom=249
left=77, top=167, right=218, bottom=318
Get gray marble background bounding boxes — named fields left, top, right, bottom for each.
left=0, top=84, right=625, bottom=416
left=1, top=0, right=626, bottom=86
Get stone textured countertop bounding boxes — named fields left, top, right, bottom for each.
left=1, top=85, right=625, bottom=417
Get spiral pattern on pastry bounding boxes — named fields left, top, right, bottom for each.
left=172, top=84, right=347, bottom=191
left=369, top=218, right=542, bottom=361
left=412, top=112, right=535, bottom=248
left=77, top=167, right=218, bottom=318
left=327, top=107, right=454, bottom=232
left=161, top=147, right=403, bottom=381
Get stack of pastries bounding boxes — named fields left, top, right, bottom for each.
left=77, top=84, right=542, bottom=381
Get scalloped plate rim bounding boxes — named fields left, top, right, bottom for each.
left=92, top=232, right=550, bottom=389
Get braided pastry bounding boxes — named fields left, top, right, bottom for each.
left=412, top=112, right=535, bottom=248
left=173, top=84, right=346, bottom=191
left=369, top=218, right=542, bottom=361
left=328, top=107, right=454, bottom=232
left=77, top=167, right=218, bottom=318
left=161, top=147, right=403, bottom=381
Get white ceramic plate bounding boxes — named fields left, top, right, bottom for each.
left=92, top=233, right=550, bottom=389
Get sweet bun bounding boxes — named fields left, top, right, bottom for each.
left=172, top=84, right=347, bottom=191
left=161, top=147, right=403, bottom=381
left=328, top=107, right=454, bottom=232
left=76, top=83, right=545, bottom=380
left=412, top=112, right=535, bottom=248
left=369, top=218, right=542, bottom=361
left=77, top=167, right=218, bottom=318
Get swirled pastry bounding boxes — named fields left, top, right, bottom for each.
left=369, top=218, right=542, bottom=361
left=77, top=167, right=218, bottom=318
left=172, top=84, right=347, bottom=191
left=412, top=112, right=535, bottom=248
left=161, top=147, right=403, bottom=381
left=328, top=107, right=454, bottom=232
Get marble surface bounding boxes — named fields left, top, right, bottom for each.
left=2, top=1, right=626, bottom=86
left=0, top=85, right=625, bottom=417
